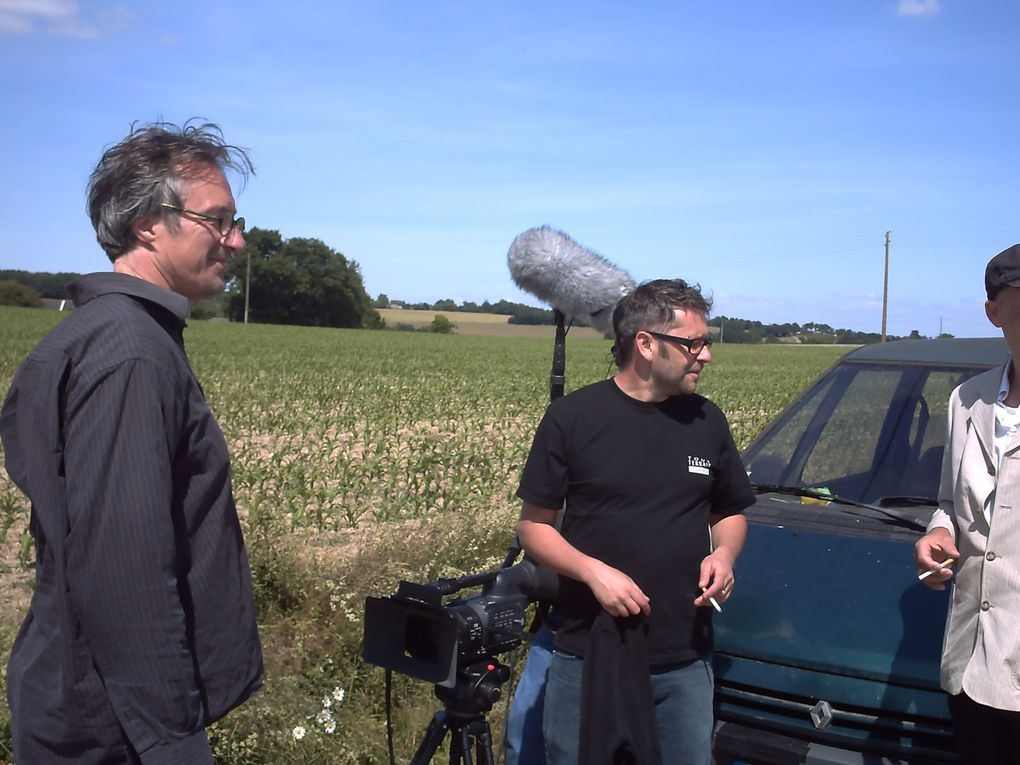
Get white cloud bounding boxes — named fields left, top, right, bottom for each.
left=0, top=0, right=75, bottom=18
left=0, top=0, right=126, bottom=37
left=0, top=0, right=75, bottom=32
left=0, top=13, right=31, bottom=33
left=896, top=0, right=941, bottom=17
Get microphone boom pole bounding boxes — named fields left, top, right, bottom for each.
left=550, top=309, right=567, bottom=402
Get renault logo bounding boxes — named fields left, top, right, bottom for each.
left=810, top=700, right=834, bottom=730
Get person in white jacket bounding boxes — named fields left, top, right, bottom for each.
left=915, top=242, right=1020, bottom=764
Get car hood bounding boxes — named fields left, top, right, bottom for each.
left=715, top=494, right=950, bottom=712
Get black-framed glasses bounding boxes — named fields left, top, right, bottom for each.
left=160, top=203, right=245, bottom=237
left=644, top=330, right=713, bottom=355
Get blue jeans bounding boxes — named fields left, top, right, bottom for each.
left=542, top=650, right=714, bottom=765
left=505, top=627, right=555, bottom=765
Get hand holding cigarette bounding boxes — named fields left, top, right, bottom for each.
left=701, top=586, right=723, bottom=613
left=918, top=558, right=956, bottom=581
left=914, top=528, right=959, bottom=590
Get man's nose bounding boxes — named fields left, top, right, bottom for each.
left=224, top=227, right=246, bottom=252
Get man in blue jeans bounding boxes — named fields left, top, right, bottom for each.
left=515, top=279, right=753, bottom=765
left=504, top=626, right=555, bottom=765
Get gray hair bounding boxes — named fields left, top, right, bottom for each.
left=86, top=120, right=253, bottom=262
left=611, top=278, right=712, bottom=367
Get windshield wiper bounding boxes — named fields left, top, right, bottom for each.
left=875, top=495, right=936, bottom=508
left=752, top=483, right=928, bottom=531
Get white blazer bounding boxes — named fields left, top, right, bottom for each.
left=929, top=363, right=1020, bottom=711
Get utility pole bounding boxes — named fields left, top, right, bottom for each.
left=244, top=249, right=251, bottom=324
left=881, top=230, right=890, bottom=343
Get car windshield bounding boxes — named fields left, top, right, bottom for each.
left=743, top=361, right=986, bottom=514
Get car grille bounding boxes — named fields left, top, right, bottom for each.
left=715, top=677, right=958, bottom=764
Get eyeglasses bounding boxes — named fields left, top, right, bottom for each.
left=644, top=330, right=713, bottom=355
left=160, top=203, right=245, bottom=238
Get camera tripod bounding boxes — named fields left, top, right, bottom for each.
left=410, top=658, right=511, bottom=765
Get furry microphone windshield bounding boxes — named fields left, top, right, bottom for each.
left=507, top=226, right=635, bottom=336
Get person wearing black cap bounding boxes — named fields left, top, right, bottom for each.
left=914, top=243, right=1020, bottom=763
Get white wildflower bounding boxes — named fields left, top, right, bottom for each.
left=332, top=686, right=346, bottom=703
left=324, top=719, right=337, bottom=734
left=292, top=725, right=306, bottom=741
left=316, top=709, right=334, bottom=725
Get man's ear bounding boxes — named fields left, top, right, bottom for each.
left=633, top=330, right=656, bottom=362
left=131, top=214, right=160, bottom=246
left=986, top=299, right=1002, bottom=329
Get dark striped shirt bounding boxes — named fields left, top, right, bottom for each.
left=1, top=273, right=263, bottom=764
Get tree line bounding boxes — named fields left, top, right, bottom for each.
left=705, top=316, right=931, bottom=344
left=2, top=252, right=947, bottom=343
left=375, top=300, right=932, bottom=343
left=0, top=229, right=384, bottom=330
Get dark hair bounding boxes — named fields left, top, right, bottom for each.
left=86, top=120, right=253, bottom=261
left=611, top=278, right=712, bottom=367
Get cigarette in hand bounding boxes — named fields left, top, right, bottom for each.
left=918, top=558, right=956, bottom=581
left=702, top=587, right=723, bottom=613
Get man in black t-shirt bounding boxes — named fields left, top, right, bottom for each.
left=517, top=279, right=753, bottom=765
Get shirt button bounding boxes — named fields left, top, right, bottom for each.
left=986, top=551, right=996, bottom=561
left=981, top=601, right=991, bottom=611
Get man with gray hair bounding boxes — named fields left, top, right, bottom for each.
left=1, top=121, right=263, bottom=763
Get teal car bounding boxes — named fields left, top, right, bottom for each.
left=712, top=337, right=1009, bottom=765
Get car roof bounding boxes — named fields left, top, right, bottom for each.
left=844, top=336, right=1009, bottom=367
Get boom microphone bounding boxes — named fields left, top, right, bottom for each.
left=507, top=226, right=635, bottom=335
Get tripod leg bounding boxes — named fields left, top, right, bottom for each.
left=457, top=725, right=474, bottom=765
left=409, top=711, right=450, bottom=765
left=474, top=720, right=496, bottom=765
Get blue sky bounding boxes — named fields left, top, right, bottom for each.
left=1, top=0, right=1016, bottom=337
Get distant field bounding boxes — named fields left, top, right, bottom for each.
left=377, top=307, right=606, bottom=338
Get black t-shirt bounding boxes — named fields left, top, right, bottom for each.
left=517, top=378, right=755, bottom=664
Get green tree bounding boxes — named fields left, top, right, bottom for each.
left=429, top=314, right=456, bottom=334
left=0, top=270, right=80, bottom=299
left=189, top=296, right=223, bottom=320
left=508, top=305, right=555, bottom=325
left=0, top=279, right=42, bottom=307
left=225, top=228, right=382, bottom=329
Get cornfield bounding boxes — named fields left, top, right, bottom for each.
left=0, top=305, right=846, bottom=763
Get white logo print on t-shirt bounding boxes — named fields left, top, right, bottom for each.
left=688, top=456, right=711, bottom=476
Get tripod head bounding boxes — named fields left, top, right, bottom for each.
left=434, top=657, right=512, bottom=720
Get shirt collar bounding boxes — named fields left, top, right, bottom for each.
left=68, top=272, right=190, bottom=325
left=997, top=359, right=1014, bottom=404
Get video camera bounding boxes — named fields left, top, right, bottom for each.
left=363, top=560, right=557, bottom=687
